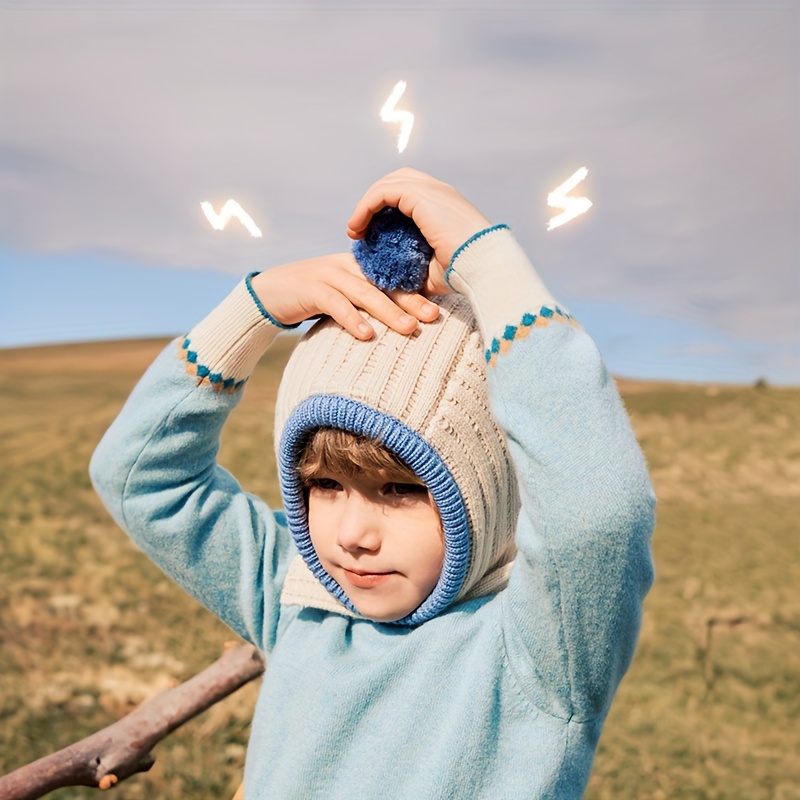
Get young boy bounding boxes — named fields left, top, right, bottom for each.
left=90, top=168, right=655, bottom=798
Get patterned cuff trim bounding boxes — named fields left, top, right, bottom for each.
left=486, top=305, right=580, bottom=368
left=444, top=224, right=510, bottom=289
left=178, top=337, right=248, bottom=392
left=245, top=272, right=301, bottom=330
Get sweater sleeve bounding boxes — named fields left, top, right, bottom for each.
left=446, top=227, right=656, bottom=723
left=89, top=275, right=298, bottom=653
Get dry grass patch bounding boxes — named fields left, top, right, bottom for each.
left=1, top=340, right=797, bottom=798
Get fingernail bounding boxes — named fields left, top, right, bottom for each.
left=422, top=302, right=437, bottom=315
left=400, top=314, right=415, bottom=326
left=358, top=322, right=372, bottom=336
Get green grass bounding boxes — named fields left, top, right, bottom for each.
left=1, top=340, right=798, bottom=798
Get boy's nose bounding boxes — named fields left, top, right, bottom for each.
left=336, top=495, right=381, bottom=553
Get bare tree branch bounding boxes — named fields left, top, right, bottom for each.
left=0, top=643, right=265, bottom=800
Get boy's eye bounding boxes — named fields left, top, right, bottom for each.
left=384, top=482, right=427, bottom=497
left=309, top=478, right=342, bottom=492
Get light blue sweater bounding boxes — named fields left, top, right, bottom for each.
left=90, top=228, right=655, bottom=799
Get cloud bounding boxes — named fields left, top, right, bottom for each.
left=0, top=4, right=796, bottom=350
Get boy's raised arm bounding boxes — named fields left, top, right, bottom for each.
left=349, top=169, right=656, bottom=723
left=447, top=231, right=655, bottom=724
left=90, top=274, right=294, bottom=652
left=90, top=254, right=438, bottom=652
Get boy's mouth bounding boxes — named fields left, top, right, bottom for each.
left=341, top=567, right=396, bottom=589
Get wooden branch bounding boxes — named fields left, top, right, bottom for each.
left=0, top=643, right=265, bottom=800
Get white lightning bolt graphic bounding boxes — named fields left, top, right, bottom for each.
left=546, top=167, right=593, bottom=231
left=380, top=80, right=415, bottom=154
left=201, top=199, right=263, bottom=238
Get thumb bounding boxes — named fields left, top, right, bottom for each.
left=424, top=257, right=452, bottom=297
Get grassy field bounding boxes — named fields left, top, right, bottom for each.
left=1, top=338, right=798, bottom=799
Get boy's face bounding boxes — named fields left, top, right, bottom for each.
left=307, top=470, right=444, bottom=622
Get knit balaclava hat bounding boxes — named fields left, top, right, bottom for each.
left=274, top=211, right=520, bottom=626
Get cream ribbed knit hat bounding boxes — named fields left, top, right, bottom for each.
left=275, top=293, right=520, bottom=626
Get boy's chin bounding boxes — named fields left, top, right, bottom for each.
left=350, top=598, right=416, bottom=623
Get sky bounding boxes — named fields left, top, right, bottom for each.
left=0, top=0, right=797, bottom=384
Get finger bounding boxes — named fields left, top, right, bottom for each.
left=333, top=273, right=421, bottom=335
left=333, top=255, right=440, bottom=323
left=346, top=175, right=420, bottom=239
left=314, top=285, right=375, bottom=340
left=386, top=290, right=440, bottom=322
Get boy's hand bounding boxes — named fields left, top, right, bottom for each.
left=346, top=167, right=492, bottom=296
left=250, top=253, right=439, bottom=341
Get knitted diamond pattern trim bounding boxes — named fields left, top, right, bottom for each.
left=178, top=337, right=248, bottom=392
left=486, top=306, right=580, bottom=368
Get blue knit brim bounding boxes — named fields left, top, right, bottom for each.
left=278, top=394, right=471, bottom=626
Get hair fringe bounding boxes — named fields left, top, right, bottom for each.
left=296, top=428, right=422, bottom=485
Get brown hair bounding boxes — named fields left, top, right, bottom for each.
left=296, top=428, right=423, bottom=485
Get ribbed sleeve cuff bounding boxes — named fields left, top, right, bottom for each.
left=444, top=226, right=556, bottom=341
left=444, top=226, right=577, bottom=366
left=178, top=276, right=286, bottom=391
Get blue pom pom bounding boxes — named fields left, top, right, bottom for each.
left=352, top=207, right=434, bottom=292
